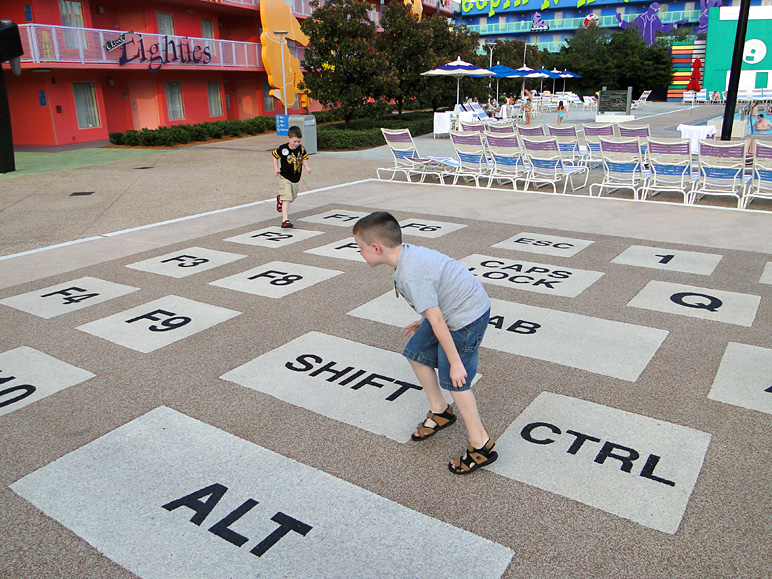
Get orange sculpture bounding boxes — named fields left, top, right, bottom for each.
left=260, top=0, right=310, bottom=109
left=405, top=0, right=423, bottom=20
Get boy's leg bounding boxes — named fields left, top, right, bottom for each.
left=449, top=389, right=489, bottom=450
left=408, top=359, right=450, bottom=434
left=281, top=200, right=290, bottom=222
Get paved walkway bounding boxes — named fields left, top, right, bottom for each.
left=1, top=102, right=770, bottom=579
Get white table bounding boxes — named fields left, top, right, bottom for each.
left=678, top=124, right=717, bottom=154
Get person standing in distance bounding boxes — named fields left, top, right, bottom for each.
left=273, top=125, right=311, bottom=228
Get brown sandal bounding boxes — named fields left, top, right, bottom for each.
left=449, top=438, right=498, bottom=475
left=411, top=405, right=456, bottom=441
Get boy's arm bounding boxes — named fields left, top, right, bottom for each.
left=423, top=306, right=467, bottom=388
left=273, top=157, right=280, bottom=176
left=303, top=158, right=311, bottom=173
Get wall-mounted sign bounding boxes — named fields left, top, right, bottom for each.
left=105, top=30, right=133, bottom=52
left=112, top=33, right=213, bottom=72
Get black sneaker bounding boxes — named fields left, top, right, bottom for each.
left=281, top=220, right=294, bottom=229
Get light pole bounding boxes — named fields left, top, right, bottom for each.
left=482, top=40, right=496, bottom=68
left=273, top=30, right=288, bottom=115
left=481, top=41, right=496, bottom=96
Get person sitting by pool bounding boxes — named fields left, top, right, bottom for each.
left=754, top=114, right=772, bottom=131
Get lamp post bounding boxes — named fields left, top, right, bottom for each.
left=481, top=41, right=496, bottom=95
left=273, top=30, right=288, bottom=115
left=482, top=41, right=496, bottom=68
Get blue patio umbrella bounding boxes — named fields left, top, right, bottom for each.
left=536, top=68, right=561, bottom=94
left=508, top=66, right=549, bottom=97
left=557, top=69, right=582, bottom=92
left=474, top=63, right=520, bottom=101
left=421, top=57, right=494, bottom=105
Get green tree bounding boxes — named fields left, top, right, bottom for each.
left=300, top=0, right=389, bottom=127
left=418, top=17, right=480, bottom=110
left=377, top=1, right=432, bottom=116
left=553, top=22, right=615, bottom=95
left=609, top=28, right=672, bottom=98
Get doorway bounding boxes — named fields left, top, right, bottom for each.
left=129, top=81, right=161, bottom=130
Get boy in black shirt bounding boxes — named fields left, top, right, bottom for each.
left=272, top=125, right=311, bottom=228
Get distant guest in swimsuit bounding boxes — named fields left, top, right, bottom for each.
left=556, top=101, right=567, bottom=125
left=754, top=114, right=772, bottom=131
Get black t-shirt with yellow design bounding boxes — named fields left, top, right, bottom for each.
left=272, top=143, right=308, bottom=183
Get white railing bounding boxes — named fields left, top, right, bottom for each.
left=425, top=0, right=458, bottom=13
left=18, top=24, right=263, bottom=68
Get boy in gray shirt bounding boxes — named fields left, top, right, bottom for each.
left=353, top=211, right=497, bottom=474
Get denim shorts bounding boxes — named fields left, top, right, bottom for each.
left=403, top=308, right=490, bottom=392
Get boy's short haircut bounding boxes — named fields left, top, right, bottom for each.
left=353, top=211, right=402, bottom=248
left=288, top=126, right=303, bottom=138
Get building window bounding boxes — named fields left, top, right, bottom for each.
left=157, top=12, right=175, bottom=36
left=201, top=19, right=217, bottom=57
left=72, top=82, right=100, bottom=128
left=263, top=80, right=274, bottom=111
left=207, top=81, right=223, bottom=117
left=166, top=81, right=185, bottom=120
left=59, top=0, right=85, bottom=49
left=59, top=0, right=84, bottom=27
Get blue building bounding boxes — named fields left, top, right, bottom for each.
left=454, top=0, right=760, bottom=53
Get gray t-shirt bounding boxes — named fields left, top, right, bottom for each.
left=393, top=244, right=490, bottom=331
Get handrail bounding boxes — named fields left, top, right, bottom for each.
left=465, top=9, right=701, bottom=39
left=18, top=23, right=271, bottom=68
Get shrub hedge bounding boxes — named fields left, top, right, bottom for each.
left=108, top=110, right=434, bottom=151
left=316, top=111, right=433, bottom=150
left=109, top=116, right=276, bottom=147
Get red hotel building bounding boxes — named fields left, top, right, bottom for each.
left=4, top=0, right=454, bottom=147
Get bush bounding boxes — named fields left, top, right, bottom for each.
left=108, top=111, right=431, bottom=151
left=315, top=111, right=433, bottom=150
left=317, top=127, right=384, bottom=150
left=122, top=130, right=141, bottom=146
left=190, top=123, right=210, bottom=142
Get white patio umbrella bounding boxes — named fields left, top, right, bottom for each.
left=421, top=56, right=494, bottom=105
left=508, top=66, right=548, bottom=97
left=557, top=69, right=582, bottom=93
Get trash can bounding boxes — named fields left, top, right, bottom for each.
left=288, top=114, right=317, bottom=154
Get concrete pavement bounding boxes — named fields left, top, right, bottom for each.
left=0, top=102, right=771, bottom=578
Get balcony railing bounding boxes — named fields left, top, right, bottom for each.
left=467, top=9, right=700, bottom=38
left=199, top=0, right=313, bottom=16
left=19, top=24, right=265, bottom=68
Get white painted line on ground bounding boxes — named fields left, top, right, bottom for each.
left=347, top=293, right=668, bottom=382
left=708, top=342, right=772, bottom=415
left=627, top=281, right=760, bottom=326
left=0, top=182, right=371, bottom=262
left=77, top=295, right=241, bottom=353
left=0, top=347, right=95, bottom=417
left=126, top=247, right=246, bottom=278
left=611, top=245, right=722, bottom=275
left=209, top=261, right=343, bottom=298
left=221, top=331, right=478, bottom=443
left=459, top=254, right=604, bottom=297
left=489, top=392, right=711, bottom=535
left=0, top=277, right=139, bottom=319
left=10, top=407, right=514, bottom=579
left=492, top=232, right=594, bottom=257
left=223, top=227, right=324, bottom=248
left=304, top=237, right=364, bottom=262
